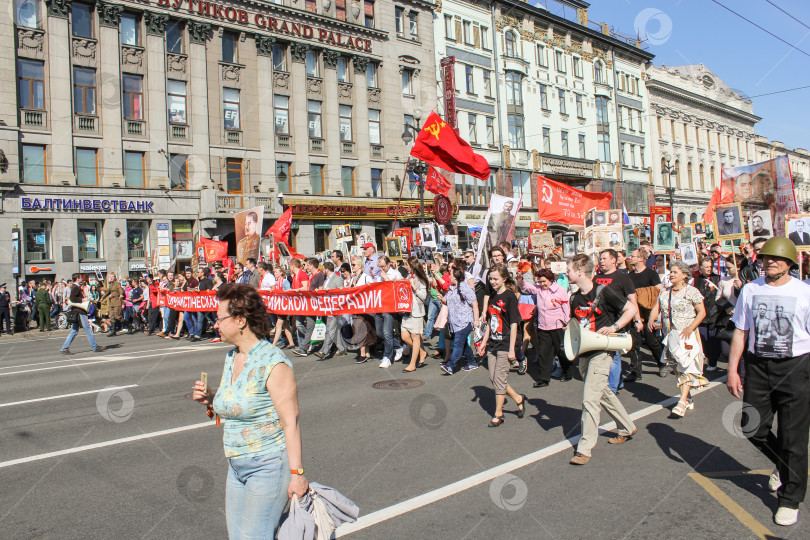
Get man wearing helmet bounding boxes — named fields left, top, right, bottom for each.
left=727, top=237, right=810, bottom=527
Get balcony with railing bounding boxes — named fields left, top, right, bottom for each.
left=225, top=130, right=241, bottom=145
left=170, top=124, right=188, bottom=141
left=125, top=119, right=146, bottom=136
left=310, top=138, right=324, bottom=153
left=22, top=108, right=46, bottom=128
left=75, top=115, right=98, bottom=133
left=371, top=145, right=384, bottom=158
left=342, top=141, right=355, bottom=155
left=276, top=134, right=291, bottom=149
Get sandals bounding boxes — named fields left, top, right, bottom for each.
left=416, top=362, right=428, bottom=369
left=431, top=351, right=443, bottom=358
left=488, top=416, right=505, bottom=428
left=516, top=394, right=528, bottom=419
left=671, top=398, right=694, bottom=417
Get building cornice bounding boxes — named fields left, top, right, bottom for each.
left=647, top=79, right=761, bottom=124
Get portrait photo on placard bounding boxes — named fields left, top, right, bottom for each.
left=593, top=211, right=607, bottom=226
left=653, top=221, right=676, bottom=252
left=608, top=230, right=622, bottom=248
left=714, top=203, right=745, bottom=240
left=585, top=209, right=594, bottom=228
left=385, top=236, right=402, bottom=259
left=623, top=226, right=639, bottom=253
left=748, top=210, right=773, bottom=240
left=787, top=214, right=810, bottom=248
left=692, top=221, right=706, bottom=237
left=562, top=234, right=577, bottom=257
left=335, top=224, right=352, bottom=240
left=608, top=210, right=622, bottom=225
left=356, top=232, right=372, bottom=248
left=419, top=223, right=437, bottom=247
left=680, top=242, right=699, bottom=266
left=680, top=225, right=693, bottom=244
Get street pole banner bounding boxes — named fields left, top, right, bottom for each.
left=157, top=281, right=412, bottom=315
left=721, top=155, right=796, bottom=238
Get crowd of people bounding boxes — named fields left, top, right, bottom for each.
left=4, top=232, right=810, bottom=528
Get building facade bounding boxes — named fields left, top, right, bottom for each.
left=1, top=0, right=436, bottom=285
left=432, top=0, right=654, bottom=240
left=646, top=63, right=760, bottom=225
left=754, top=135, right=810, bottom=212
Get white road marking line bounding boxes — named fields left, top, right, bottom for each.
left=0, top=346, right=228, bottom=377
left=0, top=345, right=211, bottom=371
left=335, top=378, right=727, bottom=536
left=0, top=385, right=139, bottom=408
left=0, top=422, right=214, bottom=469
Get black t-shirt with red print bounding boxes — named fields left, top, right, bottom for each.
left=570, top=283, right=628, bottom=334
left=593, top=270, right=635, bottom=299
left=486, top=291, right=521, bottom=352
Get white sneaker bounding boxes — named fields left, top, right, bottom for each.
left=379, top=357, right=392, bottom=368
left=394, top=348, right=404, bottom=361
left=775, top=506, right=798, bottom=526
left=769, top=467, right=782, bottom=492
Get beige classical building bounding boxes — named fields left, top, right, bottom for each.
left=646, top=63, right=760, bottom=225
left=0, top=0, right=436, bottom=284
left=754, top=135, right=810, bottom=212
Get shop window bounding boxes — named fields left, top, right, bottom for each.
left=371, top=168, right=383, bottom=197
left=226, top=158, right=242, bottom=193
left=622, top=182, right=649, bottom=213
left=341, top=166, right=354, bottom=196
left=124, top=151, right=144, bottom=187
left=314, top=229, right=329, bottom=253
left=127, top=220, right=149, bottom=260
left=15, top=0, right=39, bottom=28
left=309, top=164, right=324, bottom=195
left=21, top=144, right=46, bottom=184
left=120, top=13, right=140, bottom=46
left=78, top=220, right=103, bottom=261
left=170, top=153, right=187, bottom=189
left=165, top=19, right=184, bottom=53
left=76, top=148, right=98, bottom=186
left=71, top=3, right=93, bottom=38
left=18, top=59, right=44, bottom=110
left=172, top=221, right=194, bottom=259
left=276, top=161, right=291, bottom=193
left=24, top=220, right=51, bottom=261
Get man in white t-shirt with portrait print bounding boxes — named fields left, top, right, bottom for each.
left=728, top=237, right=810, bottom=527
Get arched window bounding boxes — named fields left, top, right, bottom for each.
left=699, top=163, right=705, bottom=191
left=594, top=61, right=604, bottom=84
left=674, top=159, right=681, bottom=188
left=687, top=162, right=693, bottom=190
left=505, top=31, right=515, bottom=57
left=677, top=212, right=685, bottom=226
left=690, top=212, right=698, bottom=223
left=660, top=158, right=668, bottom=186
left=710, top=165, right=716, bottom=188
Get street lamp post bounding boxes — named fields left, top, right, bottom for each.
left=661, top=153, right=678, bottom=220
left=401, top=126, right=429, bottom=222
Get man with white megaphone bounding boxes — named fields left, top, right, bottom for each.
left=565, top=254, right=638, bottom=466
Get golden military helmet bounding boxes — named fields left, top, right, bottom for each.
left=758, top=237, right=798, bottom=266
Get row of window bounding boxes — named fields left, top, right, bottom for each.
left=657, top=117, right=752, bottom=158
left=618, top=105, right=645, bottom=133
left=444, top=16, right=490, bottom=50
left=619, top=143, right=647, bottom=169
left=661, top=158, right=719, bottom=192
left=394, top=7, right=420, bottom=40
left=504, top=74, right=589, bottom=120
left=453, top=171, right=533, bottom=206
left=23, top=218, right=155, bottom=262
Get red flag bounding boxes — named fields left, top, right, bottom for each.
left=410, top=111, right=490, bottom=180
left=425, top=165, right=451, bottom=196
left=264, top=208, right=293, bottom=244
left=221, top=257, right=235, bottom=281
left=200, top=237, right=228, bottom=262
left=535, top=175, right=612, bottom=225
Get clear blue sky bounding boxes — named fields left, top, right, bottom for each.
left=586, top=0, right=810, bottom=151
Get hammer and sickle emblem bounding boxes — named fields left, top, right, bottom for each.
left=541, top=184, right=553, bottom=205
left=424, top=122, right=442, bottom=141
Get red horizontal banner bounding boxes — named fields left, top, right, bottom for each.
left=157, top=282, right=413, bottom=316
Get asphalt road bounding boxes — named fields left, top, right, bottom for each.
left=0, top=330, right=807, bottom=540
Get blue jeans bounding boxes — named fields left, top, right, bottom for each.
left=226, top=449, right=290, bottom=540
left=61, top=313, right=99, bottom=352
left=183, top=311, right=197, bottom=336
left=161, top=307, right=171, bottom=332
left=193, top=312, right=205, bottom=337
left=446, top=323, right=476, bottom=370
left=608, top=351, right=624, bottom=393
left=423, top=298, right=441, bottom=339
left=49, top=304, right=60, bottom=319
left=379, top=312, right=401, bottom=359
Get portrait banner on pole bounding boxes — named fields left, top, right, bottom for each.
left=471, top=194, right=522, bottom=283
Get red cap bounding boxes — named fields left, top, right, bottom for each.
left=362, top=242, right=375, bottom=249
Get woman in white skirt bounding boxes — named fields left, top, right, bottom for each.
left=401, top=256, right=429, bottom=373
left=648, top=261, right=708, bottom=417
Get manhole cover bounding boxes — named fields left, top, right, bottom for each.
left=371, top=379, right=424, bottom=390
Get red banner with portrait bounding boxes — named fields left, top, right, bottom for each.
left=156, top=281, right=412, bottom=315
